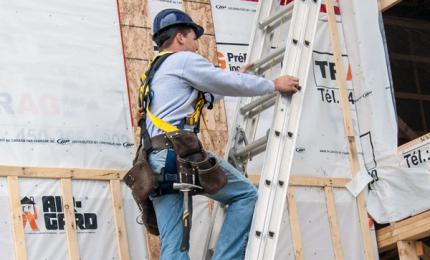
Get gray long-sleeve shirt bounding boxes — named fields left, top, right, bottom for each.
left=146, top=51, right=276, bottom=137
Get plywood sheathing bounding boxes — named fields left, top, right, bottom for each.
left=122, top=27, right=154, bottom=60
left=118, top=0, right=150, bottom=28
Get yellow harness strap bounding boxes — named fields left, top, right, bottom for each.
left=139, top=51, right=206, bottom=133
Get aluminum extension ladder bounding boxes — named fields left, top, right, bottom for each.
left=203, top=0, right=322, bottom=259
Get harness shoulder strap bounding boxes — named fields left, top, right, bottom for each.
left=140, top=51, right=214, bottom=134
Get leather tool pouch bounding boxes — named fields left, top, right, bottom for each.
left=124, top=147, right=160, bottom=235
left=166, top=131, right=227, bottom=194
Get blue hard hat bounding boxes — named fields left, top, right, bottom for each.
left=152, top=9, right=204, bottom=46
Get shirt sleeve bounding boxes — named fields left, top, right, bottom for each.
left=180, top=52, right=276, bottom=97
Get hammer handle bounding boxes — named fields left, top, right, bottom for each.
left=180, top=191, right=193, bottom=252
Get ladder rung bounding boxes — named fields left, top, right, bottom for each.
left=259, top=4, right=294, bottom=29
left=234, top=135, right=268, bottom=159
left=251, top=47, right=286, bottom=73
left=248, top=96, right=277, bottom=118
left=240, top=93, right=277, bottom=116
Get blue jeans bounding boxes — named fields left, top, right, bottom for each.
left=148, top=149, right=258, bottom=260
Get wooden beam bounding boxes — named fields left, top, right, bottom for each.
left=7, top=176, right=27, bottom=260
left=398, top=133, right=430, bottom=152
left=416, top=241, right=424, bottom=258
left=377, top=210, right=430, bottom=252
left=325, top=1, right=374, bottom=259
left=287, top=187, right=304, bottom=260
left=289, top=176, right=350, bottom=187
left=60, top=178, right=80, bottom=260
left=110, top=180, right=131, bottom=260
left=248, top=175, right=350, bottom=187
left=0, top=166, right=126, bottom=180
left=324, top=187, right=344, bottom=260
left=418, top=241, right=430, bottom=260
left=380, top=0, right=403, bottom=12
left=396, top=92, right=430, bottom=102
left=397, top=240, right=419, bottom=260
left=390, top=53, right=430, bottom=64
left=384, top=17, right=430, bottom=31
left=397, top=116, right=419, bottom=140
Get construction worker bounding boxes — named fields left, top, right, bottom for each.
left=138, top=8, right=299, bottom=260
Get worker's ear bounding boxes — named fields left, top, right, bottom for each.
left=176, top=32, right=185, bottom=45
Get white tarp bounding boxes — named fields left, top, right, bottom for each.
left=0, top=0, right=134, bottom=169
left=0, top=1, right=147, bottom=259
left=340, top=0, right=430, bottom=224
left=367, top=134, right=430, bottom=222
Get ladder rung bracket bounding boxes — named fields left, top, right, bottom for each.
left=234, top=135, right=269, bottom=159
left=248, top=97, right=277, bottom=118
left=251, top=47, right=286, bottom=73
left=254, top=56, right=284, bottom=76
left=259, top=4, right=294, bottom=30
left=240, top=93, right=277, bottom=116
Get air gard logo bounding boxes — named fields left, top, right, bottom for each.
left=21, top=196, right=40, bottom=232
left=21, top=195, right=98, bottom=233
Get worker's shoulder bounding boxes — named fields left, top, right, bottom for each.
left=168, top=51, right=206, bottom=64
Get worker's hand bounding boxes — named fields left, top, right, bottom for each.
left=239, top=63, right=254, bottom=73
left=135, top=107, right=145, bottom=125
left=273, top=75, right=300, bottom=94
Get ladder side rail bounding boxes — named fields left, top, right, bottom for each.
left=245, top=0, right=322, bottom=258
left=245, top=2, right=305, bottom=258
left=256, top=1, right=309, bottom=257
left=263, top=1, right=322, bottom=258
left=245, top=1, right=306, bottom=259
left=202, top=1, right=282, bottom=258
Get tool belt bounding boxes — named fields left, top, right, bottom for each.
left=154, top=130, right=227, bottom=195
left=123, top=130, right=227, bottom=235
left=124, top=146, right=160, bottom=235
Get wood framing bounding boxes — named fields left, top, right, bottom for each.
left=61, top=178, right=80, bottom=260
left=377, top=210, right=430, bottom=252
left=397, top=240, right=419, bottom=259
left=398, top=133, right=430, bottom=152
left=324, top=187, right=344, bottom=260
left=287, top=187, right=304, bottom=260
left=380, top=0, right=403, bottom=12
left=325, top=0, right=374, bottom=259
left=396, top=92, right=430, bottom=102
left=7, top=176, right=28, bottom=260
left=384, top=16, right=430, bottom=31
left=397, top=116, right=419, bottom=140
left=248, top=175, right=351, bottom=188
left=110, top=180, right=131, bottom=260
left=0, top=166, right=126, bottom=180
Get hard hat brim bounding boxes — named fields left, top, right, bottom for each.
left=152, top=22, right=204, bottom=42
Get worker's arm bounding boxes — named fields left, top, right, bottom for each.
left=181, top=52, right=299, bottom=97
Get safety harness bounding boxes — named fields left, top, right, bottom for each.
left=139, top=51, right=213, bottom=135
left=138, top=51, right=213, bottom=196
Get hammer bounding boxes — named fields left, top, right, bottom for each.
left=173, top=183, right=202, bottom=252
